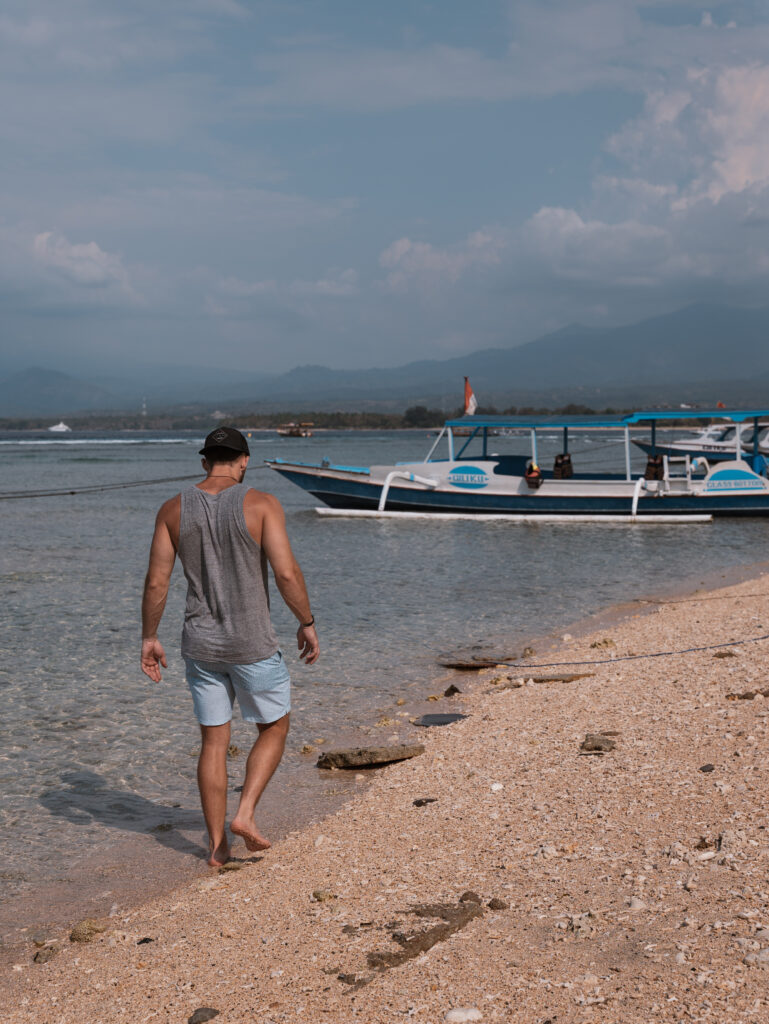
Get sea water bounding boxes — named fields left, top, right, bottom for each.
left=1, top=427, right=767, bottom=940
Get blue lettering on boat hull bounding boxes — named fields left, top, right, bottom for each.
left=448, top=466, right=488, bottom=489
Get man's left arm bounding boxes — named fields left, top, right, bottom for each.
left=140, top=504, right=177, bottom=682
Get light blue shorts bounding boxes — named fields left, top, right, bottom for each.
left=184, top=651, right=291, bottom=726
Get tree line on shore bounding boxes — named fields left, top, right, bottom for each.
left=0, top=403, right=626, bottom=431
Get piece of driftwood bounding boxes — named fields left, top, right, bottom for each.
left=316, top=744, right=425, bottom=770
left=489, top=671, right=595, bottom=692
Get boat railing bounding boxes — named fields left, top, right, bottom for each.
left=378, top=470, right=439, bottom=511
left=662, top=454, right=694, bottom=492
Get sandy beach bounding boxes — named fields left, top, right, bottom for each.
left=5, top=570, right=769, bottom=1024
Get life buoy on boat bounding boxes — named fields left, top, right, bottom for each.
left=553, top=453, right=573, bottom=479
left=525, top=462, right=543, bottom=489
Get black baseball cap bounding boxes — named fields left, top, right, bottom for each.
left=199, top=426, right=250, bottom=456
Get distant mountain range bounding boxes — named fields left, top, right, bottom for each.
left=2, top=303, right=769, bottom=417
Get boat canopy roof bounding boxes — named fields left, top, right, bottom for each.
left=443, top=409, right=769, bottom=430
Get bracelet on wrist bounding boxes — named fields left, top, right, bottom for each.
left=301, top=616, right=315, bottom=628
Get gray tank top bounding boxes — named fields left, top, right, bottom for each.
left=178, top=483, right=278, bottom=664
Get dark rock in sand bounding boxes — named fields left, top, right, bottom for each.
left=413, top=797, right=438, bottom=807
left=136, top=936, right=155, bottom=945
left=365, top=900, right=484, bottom=975
left=218, top=861, right=242, bottom=873
left=727, top=687, right=769, bottom=700
left=70, top=918, right=106, bottom=943
left=444, top=684, right=462, bottom=697
left=699, top=763, right=716, bottom=773
left=33, top=944, right=61, bottom=964
left=317, top=744, right=424, bottom=769
left=414, top=713, right=468, bottom=728
left=459, top=891, right=482, bottom=904
left=713, top=650, right=736, bottom=658
left=488, top=897, right=509, bottom=910
left=188, top=1010, right=219, bottom=1024
left=579, top=734, right=616, bottom=754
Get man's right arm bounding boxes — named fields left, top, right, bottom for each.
left=140, top=501, right=177, bottom=682
left=259, top=494, right=319, bottom=665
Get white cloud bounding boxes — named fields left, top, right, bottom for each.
left=704, top=64, right=769, bottom=201
left=32, top=231, right=131, bottom=289
left=514, top=55, right=769, bottom=309
left=524, top=207, right=669, bottom=286
left=379, top=231, right=505, bottom=291
left=605, top=61, right=769, bottom=208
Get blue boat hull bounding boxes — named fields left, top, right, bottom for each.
left=274, top=468, right=769, bottom=517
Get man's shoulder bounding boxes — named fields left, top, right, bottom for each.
left=157, top=492, right=182, bottom=523
left=244, top=487, right=282, bottom=511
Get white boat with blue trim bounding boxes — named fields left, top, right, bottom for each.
left=633, top=421, right=769, bottom=463
left=266, top=409, right=769, bottom=522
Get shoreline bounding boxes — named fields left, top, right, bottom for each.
left=7, top=555, right=765, bottom=964
left=6, top=562, right=769, bottom=1020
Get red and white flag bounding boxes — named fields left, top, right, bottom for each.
left=464, top=376, right=478, bottom=415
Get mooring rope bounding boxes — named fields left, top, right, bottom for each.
left=503, top=632, right=769, bottom=670
left=0, top=474, right=203, bottom=500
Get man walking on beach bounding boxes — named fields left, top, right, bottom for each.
left=140, top=427, right=318, bottom=866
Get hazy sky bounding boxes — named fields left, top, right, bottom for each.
left=2, top=0, right=769, bottom=375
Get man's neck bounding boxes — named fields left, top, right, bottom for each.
left=198, top=471, right=244, bottom=493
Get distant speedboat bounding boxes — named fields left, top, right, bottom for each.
left=277, top=422, right=314, bottom=438
left=48, top=421, right=72, bottom=433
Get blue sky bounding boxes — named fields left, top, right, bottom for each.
left=2, top=0, right=769, bottom=375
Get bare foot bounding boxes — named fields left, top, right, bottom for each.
left=230, top=816, right=271, bottom=851
left=208, top=838, right=230, bottom=867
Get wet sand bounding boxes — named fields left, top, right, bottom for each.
left=5, top=568, right=769, bottom=1022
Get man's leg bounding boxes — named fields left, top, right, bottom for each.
left=198, top=722, right=232, bottom=866
left=230, top=714, right=290, bottom=852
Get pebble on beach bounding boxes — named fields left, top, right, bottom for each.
left=187, top=1009, right=219, bottom=1024
left=69, top=919, right=106, bottom=944
left=444, top=1009, right=483, bottom=1023
left=580, top=733, right=616, bottom=754
left=487, top=897, right=509, bottom=910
